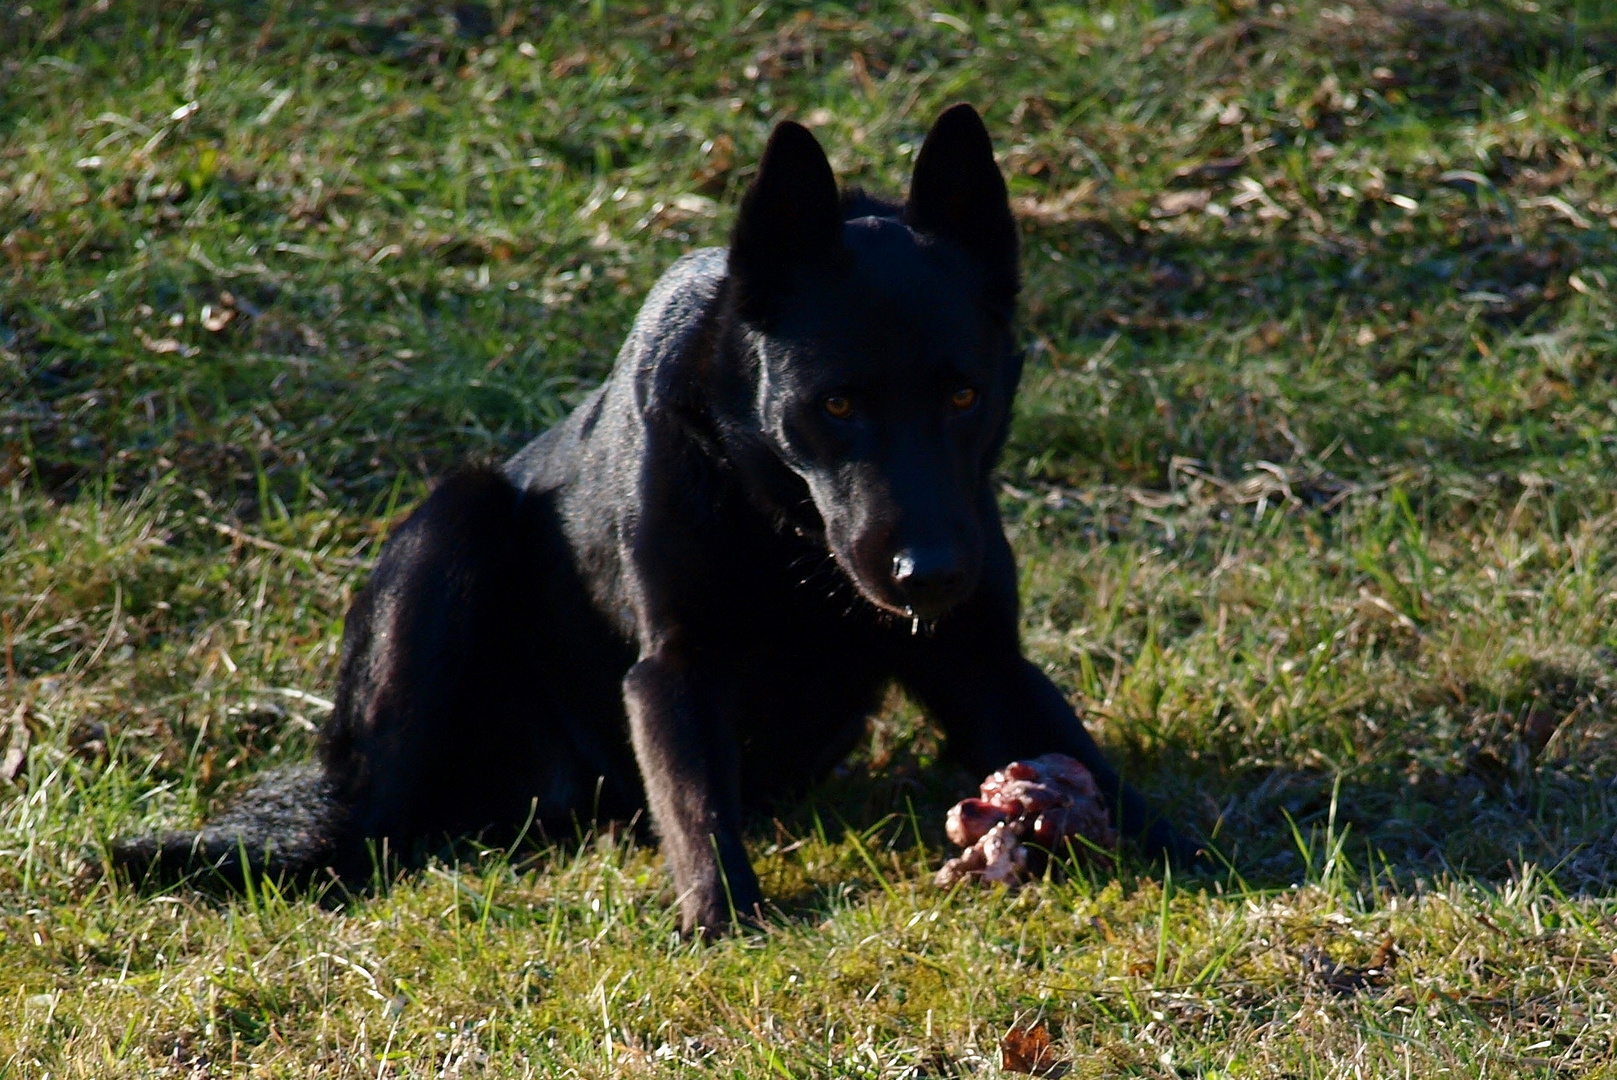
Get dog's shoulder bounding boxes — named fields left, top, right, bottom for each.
left=505, top=248, right=729, bottom=488
left=619, top=247, right=730, bottom=389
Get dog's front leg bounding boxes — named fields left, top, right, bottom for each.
left=622, top=651, right=762, bottom=936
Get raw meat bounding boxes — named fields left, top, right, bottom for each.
left=934, top=753, right=1117, bottom=887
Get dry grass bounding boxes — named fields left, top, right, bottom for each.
left=4, top=0, right=1617, bottom=1075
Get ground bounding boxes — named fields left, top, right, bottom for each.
left=3, top=1, right=1617, bottom=1076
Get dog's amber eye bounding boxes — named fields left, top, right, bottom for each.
left=950, top=387, right=978, bottom=411
left=824, top=395, right=854, bottom=419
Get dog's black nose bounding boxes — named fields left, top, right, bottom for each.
left=891, top=547, right=968, bottom=616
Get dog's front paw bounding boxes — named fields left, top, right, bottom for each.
left=679, top=868, right=764, bottom=939
left=1144, top=818, right=1211, bottom=873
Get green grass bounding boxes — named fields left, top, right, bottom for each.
left=5, top=0, right=1617, bottom=1074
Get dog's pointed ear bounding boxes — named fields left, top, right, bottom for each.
left=906, top=103, right=1019, bottom=318
left=728, top=121, right=843, bottom=320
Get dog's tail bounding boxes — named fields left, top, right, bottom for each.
left=109, top=765, right=355, bottom=889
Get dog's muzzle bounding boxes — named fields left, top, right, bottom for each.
left=889, top=546, right=971, bottom=621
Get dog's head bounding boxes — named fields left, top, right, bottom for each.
left=720, top=104, right=1021, bottom=623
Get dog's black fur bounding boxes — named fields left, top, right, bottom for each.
left=113, top=105, right=1195, bottom=933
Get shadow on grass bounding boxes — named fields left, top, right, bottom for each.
left=102, top=697, right=1617, bottom=933
left=734, top=640, right=1617, bottom=917
left=1204, top=648, right=1617, bottom=890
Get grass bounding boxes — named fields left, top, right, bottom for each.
left=4, top=0, right=1617, bottom=1074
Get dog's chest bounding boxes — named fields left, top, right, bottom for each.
left=712, top=564, right=894, bottom=772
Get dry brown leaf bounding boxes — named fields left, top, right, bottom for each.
left=1302, top=936, right=1399, bottom=994
left=200, top=304, right=234, bottom=332
left=1, top=703, right=29, bottom=784
left=1012, top=179, right=1099, bottom=226
left=134, top=328, right=195, bottom=356
left=1152, top=189, right=1210, bottom=218
left=694, top=134, right=736, bottom=195
left=1000, top=1025, right=1069, bottom=1077
left=1172, top=155, right=1247, bottom=185
left=548, top=50, right=591, bottom=78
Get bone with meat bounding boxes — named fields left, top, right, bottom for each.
left=935, top=753, right=1117, bottom=887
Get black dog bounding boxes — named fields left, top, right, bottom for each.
left=114, top=104, right=1194, bottom=933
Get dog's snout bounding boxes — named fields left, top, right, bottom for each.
left=890, top=547, right=969, bottom=616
